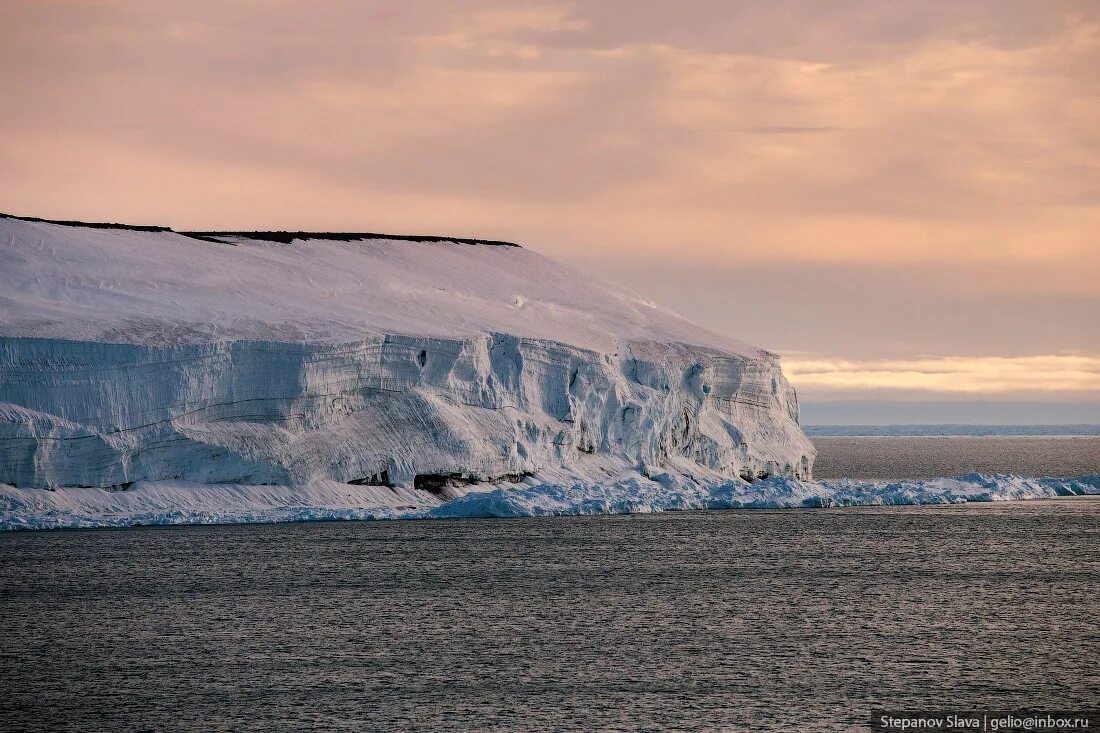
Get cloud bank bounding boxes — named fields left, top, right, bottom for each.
left=784, top=354, right=1100, bottom=400
left=1, top=1, right=1096, bottom=413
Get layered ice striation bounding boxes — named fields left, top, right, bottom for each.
left=0, top=213, right=813, bottom=502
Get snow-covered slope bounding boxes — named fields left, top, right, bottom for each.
left=0, top=214, right=814, bottom=498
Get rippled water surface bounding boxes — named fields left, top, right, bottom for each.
left=813, top=436, right=1100, bottom=479
left=2, top=499, right=1098, bottom=732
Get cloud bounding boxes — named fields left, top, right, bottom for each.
left=569, top=257, right=1100, bottom=363
left=0, top=0, right=1096, bottom=403
left=783, top=354, right=1100, bottom=399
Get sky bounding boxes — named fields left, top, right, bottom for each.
left=1, top=0, right=1098, bottom=423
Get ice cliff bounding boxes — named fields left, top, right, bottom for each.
left=0, top=213, right=814, bottom=504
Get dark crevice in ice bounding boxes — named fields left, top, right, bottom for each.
left=349, top=470, right=393, bottom=488
left=414, top=472, right=533, bottom=497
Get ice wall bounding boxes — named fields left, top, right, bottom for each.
left=0, top=215, right=814, bottom=490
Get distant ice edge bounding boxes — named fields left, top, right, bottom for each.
left=3, top=474, right=1098, bottom=530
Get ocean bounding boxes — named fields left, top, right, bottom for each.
left=2, top=436, right=1098, bottom=731
left=2, top=499, right=1097, bottom=732
left=813, top=435, right=1100, bottom=479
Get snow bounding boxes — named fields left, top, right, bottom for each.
left=0, top=215, right=759, bottom=355
left=2, top=474, right=1096, bottom=529
left=425, top=473, right=1100, bottom=518
left=0, top=215, right=814, bottom=494
left=0, top=480, right=437, bottom=529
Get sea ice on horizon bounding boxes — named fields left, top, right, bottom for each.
left=2, top=473, right=1097, bottom=530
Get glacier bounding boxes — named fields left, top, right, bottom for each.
left=1, top=214, right=1096, bottom=530
left=0, top=213, right=812, bottom=509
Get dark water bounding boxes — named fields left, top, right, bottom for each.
left=805, top=425, right=1100, bottom=437
left=3, top=500, right=1099, bottom=732
left=813, top=436, right=1100, bottom=479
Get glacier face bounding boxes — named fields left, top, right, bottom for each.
left=0, top=215, right=814, bottom=494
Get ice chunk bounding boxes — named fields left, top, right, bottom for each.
left=2, top=474, right=1097, bottom=530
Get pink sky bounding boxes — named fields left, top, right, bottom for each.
left=2, top=1, right=1097, bottom=420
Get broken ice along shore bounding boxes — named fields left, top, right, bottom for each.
left=2, top=213, right=1093, bottom=531
left=2, top=473, right=1099, bottom=530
